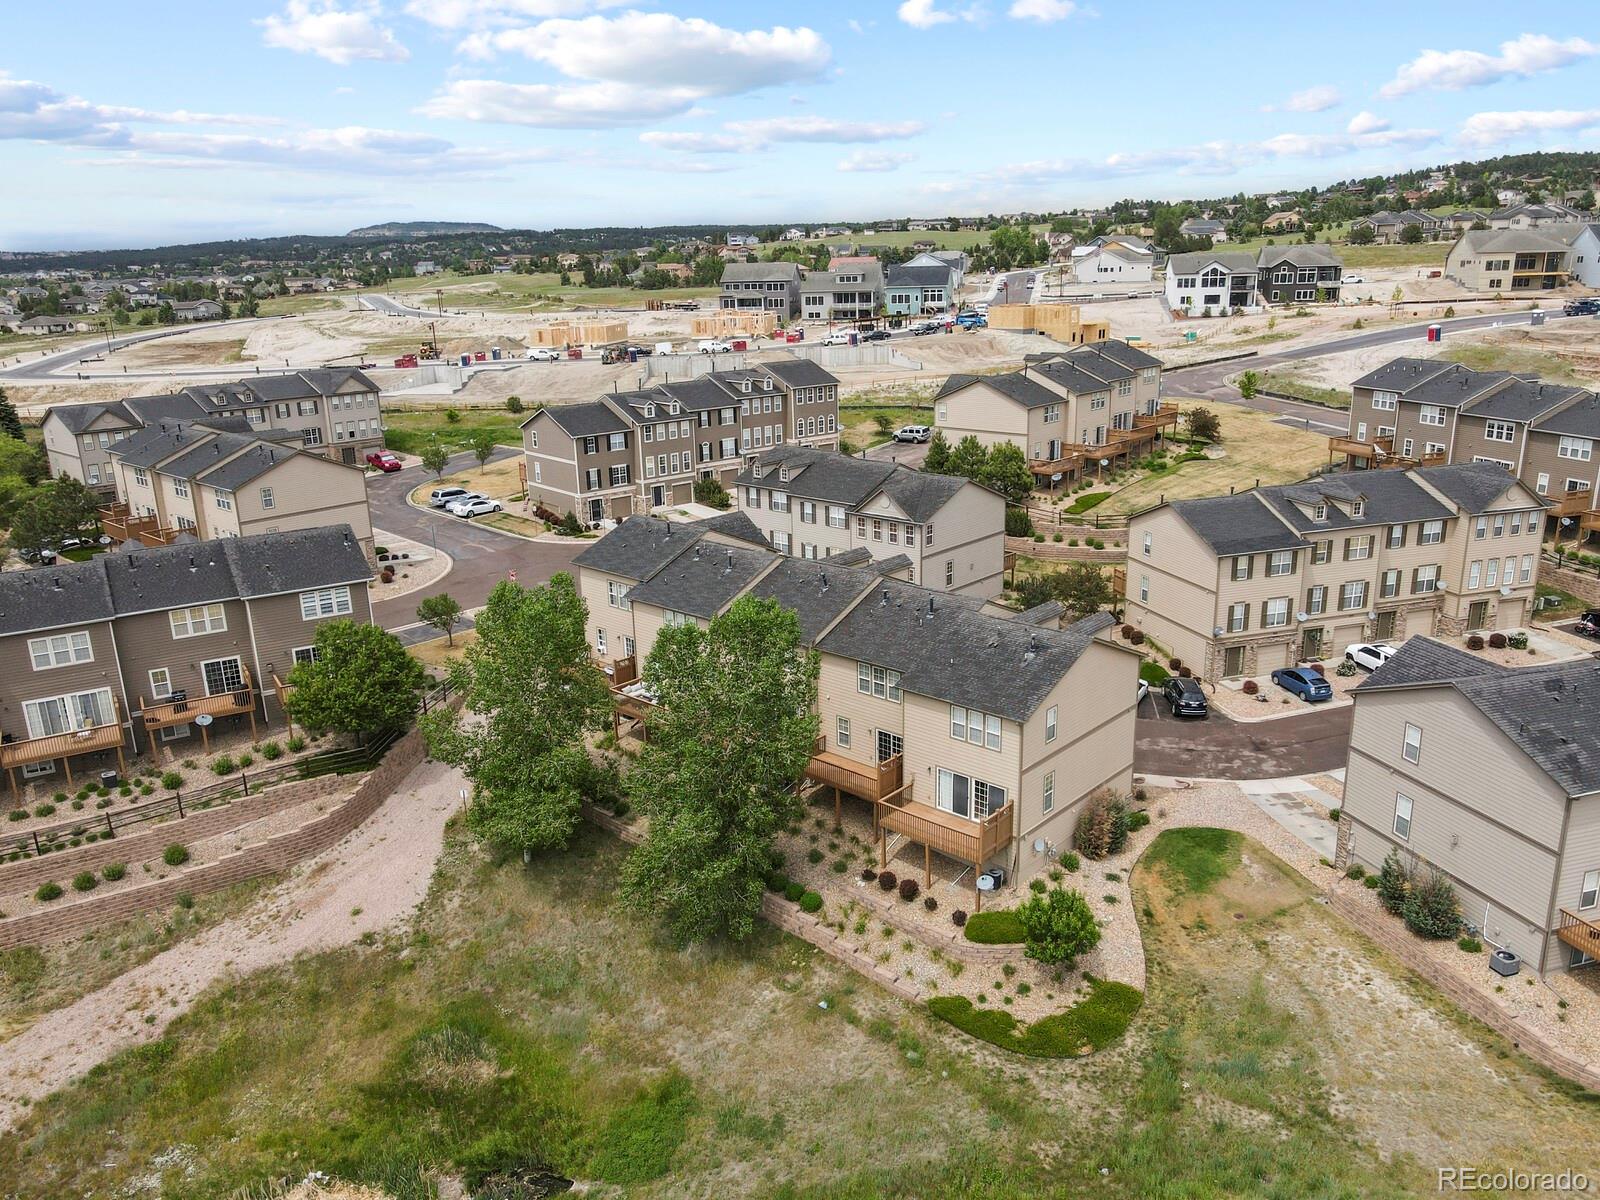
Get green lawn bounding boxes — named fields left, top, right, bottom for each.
left=256, top=293, right=349, bottom=317
left=382, top=407, right=526, bottom=456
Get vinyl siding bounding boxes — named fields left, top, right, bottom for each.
left=0, top=622, right=127, bottom=742
left=244, top=585, right=374, bottom=713
left=816, top=652, right=905, bottom=771
left=1122, top=507, right=1218, bottom=669
left=934, top=381, right=1030, bottom=451
left=1548, top=797, right=1600, bottom=970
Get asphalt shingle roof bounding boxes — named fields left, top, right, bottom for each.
left=758, top=358, right=838, bottom=388
left=1412, top=461, right=1524, bottom=514
left=623, top=541, right=775, bottom=619
left=1166, top=493, right=1308, bottom=557
left=1257, top=243, right=1341, bottom=268
left=570, top=515, right=700, bottom=581
left=744, top=558, right=880, bottom=643
left=1264, top=470, right=1454, bottom=533
left=1166, top=251, right=1257, bottom=275
left=1533, top=392, right=1600, bottom=440
left=543, top=401, right=629, bottom=439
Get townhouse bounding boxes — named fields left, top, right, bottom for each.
left=718, top=261, right=802, bottom=317
left=1338, top=638, right=1600, bottom=975
left=1352, top=210, right=1446, bottom=244
left=521, top=358, right=840, bottom=522
left=104, top=420, right=374, bottom=556
left=934, top=340, right=1175, bottom=486
left=41, top=367, right=386, bottom=487
left=1444, top=228, right=1572, bottom=291
left=1123, top=463, right=1545, bottom=680
left=732, top=444, right=1007, bottom=595
left=0, top=526, right=373, bottom=793
left=573, top=514, right=1139, bottom=895
left=1333, top=358, right=1600, bottom=525
left=800, top=261, right=884, bottom=323
left=1487, top=202, right=1588, bottom=230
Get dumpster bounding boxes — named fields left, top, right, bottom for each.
left=731, top=339, right=748, bottom=351
left=473, top=351, right=487, bottom=362
left=567, top=347, right=583, bottom=360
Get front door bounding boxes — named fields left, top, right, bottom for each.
left=1375, top=610, right=1397, bottom=640
left=876, top=730, right=903, bottom=764
left=1467, top=600, right=1490, bottom=631
left=587, top=498, right=604, bottom=522
left=651, top=485, right=665, bottom=508
left=1222, top=645, right=1246, bottom=678
left=1300, top=628, right=1324, bottom=661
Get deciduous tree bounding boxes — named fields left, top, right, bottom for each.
left=285, top=621, right=427, bottom=738
left=1184, top=407, right=1222, bottom=444
left=416, top=592, right=463, bottom=646
left=470, top=432, right=496, bottom=469
left=7, top=476, right=98, bottom=556
left=420, top=440, right=450, bottom=479
left=620, top=596, right=819, bottom=944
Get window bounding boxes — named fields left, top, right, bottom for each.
left=297, top=399, right=318, bottom=417
left=1474, top=516, right=1488, bottom=539
left=827, top=505, right=847, bottom=529
left=1267, top=550, right=1294, bottom=576
left=1226, top=601, right=1248, bottom=633
left=29, top=630, right=93, bottom=670
left=1380, top=569, right=1400, bottom=599
left=836, top=716, right=851, bottom=749
left=745, top=487, right=762, bottom=509
left=170, top=603, right=226, bottom=638
left=949, top=707, right=1001, bottom=750
left=302, top=428, right=322, bottom=447
left=1559, top=436, right=1593, bottom=461
left=172, top=478, right=188, bottom=499
left=1139, top=574, right=1149, bottom=603
left=1483, top=420, right=1516, bottom=442
left=1312, top=539, right=1331, bottom=565
left=1306, top=585, right=1326, bottom=616
left=1142, top=531, right=1152, bottom=558
left=1419, top=519, right=1444, bottom=545
left=1402, top=722, right=1421, bottom=765
left=133, top=466, right=148, bottom=487
left=1339, top=580, right=1368, bottom=611
left=1231, top=555, right=1252, bottom=581
left=1510, top=511, right=1523, bottom=536
left=607, top=433, right=626, bottom=452
left=1492, top=514, right=1505, bottom=538
left=299, top=586, right=352, bottom=620
left=770, top=491, right=789, bottom=513
left=1344, top=535, right=1372, bottom=561
left=1419, top=405, right=1446, bottom=426
left=202, top=656, right=244, bottom=695
left=1045, top=705, right=1057, bottom=742
left=1393, top=793, right=1413, bottom=840
left=1263, top=597, right=1290, bottom=627
left=259, top=486, right=275, bottom=510
left=595, top=627, right=607, bottom=655
left=1468, top=560, right=1482, bottom=589
left=1485, top=558, right=1499, bottom=588
left=1520, top=554, right=1533, bottom=583
left=858, top=661, right=902, bottom=703
left=292, top=646, right=320, bottom=666
left=1043, top=771, right=1055, bottom=814
left=148, top=667, right=173, bottom=699
left=1412, top=564, right=1441, bottom=594
left=23, top=688, right=114, bottom=738
left=607, top=580, right=630, bottom=609
left=1581, top=870, right=1599, bottom=911
left=213, top=488, right=232, bottom=511
left=800, top=500, right=816, bottom=524
left=945, top=560, right=954, bottom=587
left=1372, top=390, right=1398, bottom=411
left=1387, top=523, right=1405, bottom=549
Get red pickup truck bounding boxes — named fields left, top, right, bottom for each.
left=365, top=450, right=403, bottom=472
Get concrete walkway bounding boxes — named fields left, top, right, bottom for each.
left=1236, top=776, right=1341, bottom=860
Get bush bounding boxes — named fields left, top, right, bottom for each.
left=237, top=752, right=254, bottom=768
left=1061, top=851, right=1080, bottom=873
left=1005, top=506, right=1035, bottom=538
left=505, top=395, right=524, bottom=413
left=1242, top=678, right=1259, bottom=694
left=1126, top=810, right=1150, bottom=833
left=1073, top=791, right=1130, bottom=860
left=898, top=877, right=920, bottom=902
left=1336, top=659, right=1358, bottom=677
left=287, top=734, right=306, bottom=753
left=860, top=867, right=878, bottom=882
left=1030, top=878, right=1047, bottom=893
left=32, top=803, right=55, bottom=818
left=176, top=892, right=195, bottom=910
left=163, top=843, right=190, bottom=867
left=102, top=862, right=127, bottom=881
left=1458, top=935, right=1484, bottom=953
left=1506, top=632, right=1529, bottom=650
left=807, top=847, right=824, bottom=864
left=1016, top=886, right=1101, bottom=969
left=1466, top=634, right=1485, bottom=651
left=798, top=891, right=823, bottom=914
left=1345, top=863, right=1366, bottom=880
left=161, top=770, right=183, bottom=791
left=1121, top=624, right=1135, bottom=639
left=783, top=882, right=805, bottom=903
left=1363, top=875, right=1380, bottom=889
left=6, top=809, right=25, bottom=822
left=1129, top=630, right=1144, bottom=645
left=1376, top=848, right=1410, bottom=915
left=1487, top=632, right=1507, bottom=649
left=1403, top=869, right=1461, bottom=939
left=211, top=755, right=236, bottom=776
left=928, top=976, right=1142, bottom=1058
left=951, top=909, right=968, bottom=927
left=924, top=896, right=938, bottom=912
left=72, top=870, right=98, bottom=892
left=963, top=910, right=1026, bottom=944
left=261, top=741, right=283, bottom=761
left=877, top=870, right=897, bottom=892
left=35, top=881, right=63, bottom=902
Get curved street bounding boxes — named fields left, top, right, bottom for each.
left=1134, top=702, right=1352, bottom=779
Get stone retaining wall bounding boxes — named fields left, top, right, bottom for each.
left=0, top=726, right=433, bottom=949
left=1541, top=562, right=1600, bottom=609
left=1005, top=536, right=1124, bottom=563
left=0, top=776, right=350, bottom=894
left=1327, top=891, right=1600, bottom=1092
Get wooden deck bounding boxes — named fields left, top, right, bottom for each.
left=1557, top=909, right=1600, bottom=964
left=1327, top=436, right=1447, bottom=471
left=875, top=781, right=1012, bottom=909
left=139, top=667, right=258, bottom=756
left=803, top=735, right=902, bottom=804
left=2, top=700, right=128, bottom=795
left=1028, top=421, right=1166, bottom=482
left=97, top=502, right=180, bottom=546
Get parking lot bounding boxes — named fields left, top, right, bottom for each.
left=1135, top=693, right=1354, bottom=779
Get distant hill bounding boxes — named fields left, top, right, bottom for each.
left=346, top=221, right=504, bottom=238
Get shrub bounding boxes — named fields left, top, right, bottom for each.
left=287, top=734, right=306, bottom=752
left=32, top=803, right=55, bottom=818
left=898, top=877, right=920, bottom=902
left=878, top=870, right=898, bottom=892
left=1328, top=806, right=1342, bottom=821
left=1126, top=810, right=1150, bottom=833
left=1466, top=634, right=1485, bottom=651
left=261, top=741, right=283, bottom=761
left=102, top=862, right=127, bottom=881
left=963, top=910, right=1026, bottom=944
left=783, top=882, right=805, bottom=903
left=1129, top=630, right=1144, bottom=645
left=1376, top=848, right=1410, bottom=915
left=6, top=809, right=25, bottom=822
left=807, top=847, right=824, bottom=864
left=1073, top=791, right=1130, bottom=860
left=1004, top=507, right=1035, bottom=538
left=237, top=752, right=254, bottom=768
left=860, top=867, right=878, bottom=882
left=1061, top=851, right=1080, bottom=873
left=1458, top=935, right=1484, bottom=954
left=1363, top=875, right=1380, bottom=889
left=1242, top=679, right=1259, bottom=695
left=924, top=896, right=938, bottom=912
left=1052, top=533, right=1063, bottom=543
left=211, top=755, right=236, bottom=776
left=72, top=871, right=98, bottom=892
left=161, top=770, right=183, bottom=791
left=951, top=909, right=968, bottom=926
left=1345, top=863, right=1366, bottom=880
left=798, top=891, right=823, bottom=914
left=176, top=892, right=195, bottom=910
left=35, top=882, right=63, bottom=902
left=1488, top=632, right=1507, bottom=650
left=1016, top=886, right=1101, bottom=969
left=1336, top=659, right=1358, bottom=677
left=767, top=873, right=789, bottom=894
left=505, top=395, right=525, bottom=413
left=1403, top=869, right=1461, bottom=939
left=1506, top=632, right=1529, bottom=650
left=163, top=843, right=190, bottom=867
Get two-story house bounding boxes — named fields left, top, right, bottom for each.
left=1163, top=251, right=1259, bottom=315
left=573, top=515, right=1139, bottom=900
left=1338, top=638, right=1600, bottom=976
left=1256, top=244, right=1344, bottom=305
left=732, top=444, right=1007, bottom=595
left=884, top=263, right=957, bottom=316
left=0, top=526, right=373, bottom=793
left=934, top=340, right=1175, bottom=486
left=801, top=262, right=885, bottom=322
left=718, top=262, right=802, bottom=316
left=1351, top=211, right=1446, bottom=244
left=1124, top=463, right=1545, bottom=680
left=1444, top=228, right=1572, bottom=291
left=521, top=359, right=841, bottom=523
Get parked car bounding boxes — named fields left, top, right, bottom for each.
left=892, top=425, right=932, bottom=443
left=365, top=450, right=403, bottom=472
left=1344, top=642, right=1398, bottom=672
left=1136, top=678, right=1150, bottom=706
left=954, top=312, right=987, bottom=329
left=911, top=321, right=938, bottom=335
left=1565, top=298, right=1600, bottom=316
left=1161, top=677, right=1208, bottom=718
left=447, top=497, right=502, bottom=518
left=625, top=344, right=655, bottom=356
left=1574, top=609, right=1600, bottom=639
left=860, top=329, right=891, bottom=342
left=1343, top=273, right=1365, bottom=284
left=429, top=486, right=470, bottom=508
left=524, top=347, right=561, bottom=362
left=1271, top=666, right=1334, bottom=702
left=820, top=332, right=851, bottom=346
left=698, top=340, right=734, bottom=353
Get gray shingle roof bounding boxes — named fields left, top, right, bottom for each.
left=1356, top=636, right=1499, bottom=691
left=942, top=370, right=1063, bottom=409
left=1256, top=243, right=1341, bottom=269
left=1462, top=378, right=1585, bottom=424
left=1262, top=470, right=1453, bottom=533
left=1412, top=461, right=1524, bottom=513
left=1352, top=358, right=1506, bottom=408
left=816, top=583, right=1113, bottom=720
left=875, top=469, right=969, bottom=522
left=758, top=358, right=838, bottom=388
left=720, top=262, right=801, bottom=282
left=737, top=445, right=894, bottom=506
left=885, top=264, right=954, bottom=288
left=1533, top=392, right=1600, bottom=440
left=0, top=565, right=115, bottom=637
left=1167, top=493, right=1307, bottom=557
left=197, top=441, right=312, bottom=491
left=543, top=401, right=629, bottom=439
left=570, top=515, right=699, bottom=581
left=744, top=558, right=879, bottom=643
left=693, top=509, right=769, bottom=547
left=1166, top=251, right=1257, bottom=275
left=624, top=541, right=775, bottom=618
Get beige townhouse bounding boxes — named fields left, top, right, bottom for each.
left=573, top=514, right=1139, bottom=902
left=102, top=420, right=374, bottom=557
left=41, top=367, right=385, bottom=490
left=521, top=359, right=840, bottom=523
left=0, top=526, right=373, bottom=795
left=732, top=444, right=1007, bottom=595
left=1338, top=637, right=1600, bottom=975
left=934, top=340, right=1177, bottom=486
left=1444, top=227, right=1572, bottom=291
left=1124, top=463, right=1545, bottom=680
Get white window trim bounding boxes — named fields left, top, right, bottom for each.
left=299, top=585, right=353, bottom=621
left=1402, top=722, right=1421, bottom=765
left=28, top=630, right=94, bottom=671
left=169, top=603, right=227, bottom=639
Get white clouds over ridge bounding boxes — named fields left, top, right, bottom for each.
left=258, top=0, right=410, bottom=64
left=1380, top=33, right=1598, bottom=97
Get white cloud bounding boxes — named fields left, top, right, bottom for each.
left=1262, top=84, right=1341, bottom=114
left=837, top=149, right=913, bottom=172
left=1380, top=33, right=1598, bottom=98
left=420, top=79, right=698, bottom=127
left=402, top=0, right=623, bottom=29
left=1008, top=0, right=1076, bottom=22
left=897, top=0, right=953, bottom=27
left=723, top=116, right=924, bottom=143
left=1346, top=110, right=1389, bottom=135
left=258, top=0, right=409, bottom=64
left=1458, top=108, right=1600, bottom=146
left=639, top=130, right=744, bottom=153
left=0, top=75, right=279, bottom=142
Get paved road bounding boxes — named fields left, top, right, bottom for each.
left=367, top=447, right=579, bottom=630
left=359, top=293, right=464, bottom=320
left=1134, top=695, right=1352, bottom=779
left=0, top=315, right=289, bottom=381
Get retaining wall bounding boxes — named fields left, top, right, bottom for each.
left=1006, top=536, right=1124, bottom=562
left=0, top=725, right=432, bottom=949
left=1540, top=562, right=1600, bottom=609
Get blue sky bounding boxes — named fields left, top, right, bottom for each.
left=4, top=2, right=1599, bottom=249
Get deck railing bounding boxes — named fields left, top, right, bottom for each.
left=876, top=782, right=1012, bottom=868
left=1557, top=909, right=1600, bottom=963
left=1, top=697, right=128, bottom=793
left=803, top=735, right=902, bottom=803
left=140, top=666, right=257, bottom=731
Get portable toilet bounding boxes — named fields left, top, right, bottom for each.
left=458, top=352, right=471, bottom=367
left=627, top=348, right=638, bottom=363
left=1531, top=311, right=1546, bottom=327
left=1426, top=324, right=1442, bottom=343
left=1184, top=330, right=1198, bottom=343
left=848, top=332, right=858, bottom=346
left=474, top=351, right=487, bottom=362
left=490, top=346, right=502, bottom=360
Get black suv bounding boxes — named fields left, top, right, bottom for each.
left=1565, top=299, right=1600, bottom=316
left=1161, top=677, right=1209, bottom=718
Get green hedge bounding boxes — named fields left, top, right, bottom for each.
left=962, top=910, right=1026, bottom=944
left=928, top=976, right=1143, bottom=1057
left=1138, top=660, right=1171, bottom=685
left=1064, top=491, right=1111, bottom=515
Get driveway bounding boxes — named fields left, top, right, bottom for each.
left=367, top=447, right=580, bottom=630
left=1134, top=694, right=1352, bottom=779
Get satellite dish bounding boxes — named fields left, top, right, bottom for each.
left=1296, top=611, right=1309, bottom=622
left=194, top=713, right=214, bottom=727
left=1032, top=838, right=1047, bottom=854
left=1500, top=585, right=1512, bottom=596
left=98, top=535, right=112, bottom=546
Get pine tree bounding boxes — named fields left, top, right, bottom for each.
left=0, top=388, right=22, bottom=440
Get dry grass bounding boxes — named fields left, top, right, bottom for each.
left=476, top=511, right=545, bottom=538
left=1099, top=406, right=1328, bottom=516
left=123, top=337, right=249, bottom=367
left=408, top=458, right=524, bottom=504
left=407, top=630, right=476, bottom=672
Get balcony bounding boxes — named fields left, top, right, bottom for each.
left=1328, top=434, right=1392, bottom=464
left=1550, top=493, right=1600, bottom=537
left=1029, top=426, right=1162, bottom=481
left=610, top=663, right=658, bottom=742
left=1, top=699, right=128, bottom=796
left=139, top=666, right=259, bottom=754
left=1133, top=402, right=1180, bottom=433
left=875, top=781, right=1013, bottom=909
left=1556, top=909, right=1600, bottom=965
left=98, top=502, right=164, bottom=543
left=804, top=734, right=903, bottom=823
